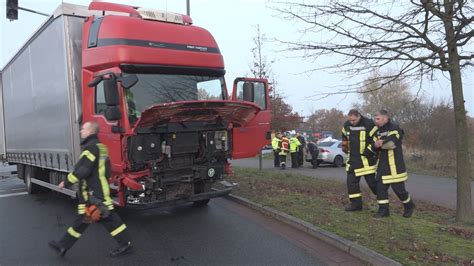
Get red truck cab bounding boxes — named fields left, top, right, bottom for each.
left=80, top=2, right=271, bottom=208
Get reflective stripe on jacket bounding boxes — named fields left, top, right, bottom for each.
left=341, top=116, right=378, bottom=176
left=375, top=122, right=407, bottom=184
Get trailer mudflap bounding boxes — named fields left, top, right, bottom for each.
left=125, top=187, right=232, bottom=210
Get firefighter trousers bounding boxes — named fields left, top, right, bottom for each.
left=279, top=155, right=287, bottom=169
left=273, top=150, right=280, bottom=167
left=310, top=151, right=319, bottom=168
left=298, top=149, right=304, bottom=166
left=291, top=152, right=299, bottom=168
left=347, top=172, right=377, bottom=202
left=59, top=211, right=131, bottom=251
left=376, top=179, right=412, bottom=207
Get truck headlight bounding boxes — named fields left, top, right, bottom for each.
left=214, top=131, right=228, bottom=151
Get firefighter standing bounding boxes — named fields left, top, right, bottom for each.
left=371, top=110, right=415, bottom=218
left=49, top=121, right=133, bottom=257
left=341, top=109, right=378, bottom=211
left=296, top=132, right=306, bottom=167
left=279, top=134, right=290, bottom=169
left=289, top=134, right=302, bottom=168
left=307, top=141, right=319, bottom=169
left=272, top=132, right=282, bottom=167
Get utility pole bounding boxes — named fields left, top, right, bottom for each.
left=186, top=0, right=190, bottom=16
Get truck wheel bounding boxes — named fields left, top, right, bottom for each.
left=193, top=199, right=210, bottom=206
left=25, top=166, right=41, bottom=194
left=17, top=164, right=25, bottom=181
left=333, top=156, right=344, bottom=168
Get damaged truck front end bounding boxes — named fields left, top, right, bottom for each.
left=121, top=99, right=261, bottom=209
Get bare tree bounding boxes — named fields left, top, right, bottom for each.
left=250, top=24, right=274, bottom=79
left=249, top=25, right=302, bottom=131
left=276, top=0, right=473, bottom=222
left=306, top=108, right=346, bottom=135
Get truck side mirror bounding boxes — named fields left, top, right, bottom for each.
left=120, top=74, right=138, bottom=89
left=104, top=76, right=120, bottom=106
left=104, top=106, right=121, bottom=121
left=242, top=82, right=254, bottom=102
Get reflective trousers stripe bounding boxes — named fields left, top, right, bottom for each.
left=67, top=227, right=81, bottom=238
left=381, top=172, right=408, bottom=184
left=349, top=193, right=362, bottom=199
left=382, top=177, right=408, bottom=184
left=354, top=165, right=376, bottom=176
left=402, top=196, right=411, bottom=204
left=110, top=224, right=127, bottom=237
left=378, top=199, right=389, bottom=204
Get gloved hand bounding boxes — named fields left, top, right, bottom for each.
left=84, top=205, right=101, bottom=223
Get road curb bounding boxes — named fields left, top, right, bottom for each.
left=226, top=194, right=401, bottom=266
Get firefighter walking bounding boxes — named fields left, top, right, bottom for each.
left=49, top=121, right=133, bottom=257
left=341, top=109, right=378, bottom=211
left=371, top=110, right=415, bottom=218
left=272, top=132, right=282, bottom=168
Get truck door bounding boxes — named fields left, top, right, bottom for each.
left=231, top=78, right=271, bottom=159
left=91, top=76, right=124, bottom=171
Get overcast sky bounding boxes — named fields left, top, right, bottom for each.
left=1, top=0, right=472, bottom=116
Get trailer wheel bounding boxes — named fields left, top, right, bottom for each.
left=193, top=199, right=210, bottom=206
left=17, top=164, right=25, bottom=181
left=25, top=166, right=41, bottom=194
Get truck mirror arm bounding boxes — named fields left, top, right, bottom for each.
left=88, top=76, right=103, bottom=87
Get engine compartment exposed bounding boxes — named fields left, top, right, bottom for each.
left=125, top=121, right=231, bottom=205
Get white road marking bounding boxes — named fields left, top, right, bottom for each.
left=11, top=188, right=25, bottom=191
left=0, top=192, right=28, bottom=198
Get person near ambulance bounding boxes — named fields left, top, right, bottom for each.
left=279, top=133, right=290, bottom=170
left=341, top=109, right=378, bottom=211
left=48, top=121, right=133, bottom=257
left=272, top=132, right=282, bottom=168
left=370, top=110, right=415, bottom=218
left=289, top=133, right=302, bottom=168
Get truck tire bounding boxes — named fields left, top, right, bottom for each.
left=193, top=199, right=210, bottom=206
left=17, top=164, right=25, bottom=180
left=333, top=155, right=344, bottom=168
left=25, top=166, right=41, bottom=194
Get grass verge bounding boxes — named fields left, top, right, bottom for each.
left=231, top=167, right=474, bottom=265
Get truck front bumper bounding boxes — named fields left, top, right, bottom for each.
left=125, top=187, right=233, bottom=210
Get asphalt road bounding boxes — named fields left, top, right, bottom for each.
left=0, top=166, right=362, bottom=266
left=232, top=157, right=474, bottom=210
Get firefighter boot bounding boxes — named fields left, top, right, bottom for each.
left=110, top=241, right=133, bottom=257
left=374, top=204, right=390, bottom=218
left=344, top=197, right=363, bottom=212
left=48, top=240, right=68, bottom=257
left=403, top=200, right=415, bottom=218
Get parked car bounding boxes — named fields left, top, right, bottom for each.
left=306, top=140, right=347, bottom=167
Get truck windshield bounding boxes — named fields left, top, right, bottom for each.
left=124, top=74, right=226, bottom=124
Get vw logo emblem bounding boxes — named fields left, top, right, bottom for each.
left=208, top=168, right=215, bottom=177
